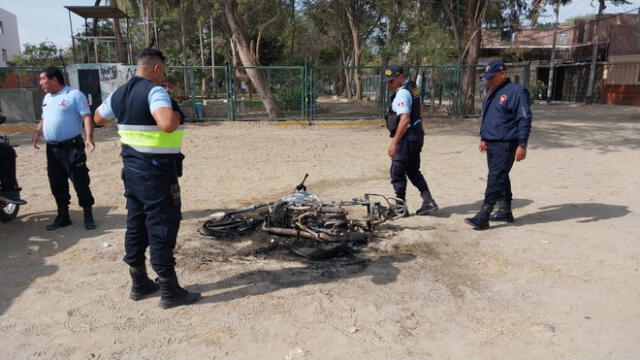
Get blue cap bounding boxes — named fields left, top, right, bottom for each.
left=382, top=64, right=404, bottom=82
left=483, top=60, right=506, bottom=79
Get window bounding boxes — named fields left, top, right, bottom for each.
left=1, top=49, right=7, bottom=63
left=560, top=33, right=567, bottom=43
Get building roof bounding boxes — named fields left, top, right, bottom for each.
left=64, top=6, right=128, bottom=19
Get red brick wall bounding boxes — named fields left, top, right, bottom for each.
left=601, top=84, right=640, bottom=105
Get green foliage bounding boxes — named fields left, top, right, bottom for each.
left=7, top=42, right=64, bottom=67
left=244, top=99, right=264, bottom=109
left=276, top=85, right=303, bottom=111
left=528, top=79, right=547, bottom=100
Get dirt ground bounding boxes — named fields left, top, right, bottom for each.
left=1, top=103, right=639, bottom=360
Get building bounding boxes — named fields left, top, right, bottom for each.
left=0, top=8, right=20, bottom=66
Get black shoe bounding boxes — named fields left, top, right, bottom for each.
left=129, top=266, right=160, bottom=301
left=0, top=188, right=27, bottom=205
left=489, top=200, right=514, bottom=222
left=83, top=207, right=96, bottom=230
left=46, top=208, right=72, bottom=230
left=158, top=274, right=201, bottom=309
left=464, top=203, right=494, bottom=230
left=416, top=190, right=439, bottom=216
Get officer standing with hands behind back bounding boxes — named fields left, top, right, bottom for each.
left=465, top=60, right=532, bottom=230
left=94, top=48, right=200, bottom=309
left=383, top=65, right=438, bottom=216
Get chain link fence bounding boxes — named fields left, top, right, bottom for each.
left=0, top=63, right=538, bottom=123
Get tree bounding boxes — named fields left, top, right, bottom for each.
left=224, top=0, right=282, bottom=119
left=7, top=42, right=64, bottom=67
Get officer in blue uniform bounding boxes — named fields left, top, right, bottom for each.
left=33, top=67, right=96, bottom=230
left=383, top=65, right=438, bottom=216
left=465, top=60, right=532, bottom=230
left=95, top=48, right=200, bottom=309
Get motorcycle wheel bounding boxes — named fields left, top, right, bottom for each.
left=0, top=202, right=19, bottom=222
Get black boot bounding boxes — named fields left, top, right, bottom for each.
left=489, top=200, right=514, bottom=222
left=464, top=203, right=494, bottom=230
left=46, top=207, right=72, bottom=230
left=158, top=274, right=201, bottom=309
left=416, top=190, right=439, bottom=215
left=83, top=207, right=96, bottom=230
left=129, top=265, right=160, bottom=301
left=0, top=187, right=27, bottom=205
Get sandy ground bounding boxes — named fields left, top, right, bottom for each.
left=0, top=103, right=639, bottom=360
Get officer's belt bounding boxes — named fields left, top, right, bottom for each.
left=47, top=135, right=82, bottom=147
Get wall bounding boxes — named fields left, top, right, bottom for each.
left=0, top=88, right=44, bottom=122
left=0, top=8, right=20, bottom=66
left=67, top=63, right=135, bottom=100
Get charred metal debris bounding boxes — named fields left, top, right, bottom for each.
left=199, top=174, right=407, bottom=260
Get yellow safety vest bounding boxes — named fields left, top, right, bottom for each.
left=117, top=124, right=184, bottom=154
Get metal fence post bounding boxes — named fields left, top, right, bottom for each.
left=188, top=68, right=198, bottom=121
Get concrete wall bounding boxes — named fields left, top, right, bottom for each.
left=0, top=8, right=20, bottom=66
left=67, top=63, right=135, bottom=100
left=0, top=88, right=44, bottom=122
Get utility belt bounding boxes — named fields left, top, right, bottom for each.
left=47, top=135, right=83, bottom=148
left=122, top=145, right=185, bottom=177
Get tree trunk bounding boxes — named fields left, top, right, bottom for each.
left=344, top=4, right=363, bottom=100
left=585, top=0, right=605, bottom=104
left=110, top=0, right=127, bottom=63
left=224, top=0, right=281, bottom=120
left=461, top=0, right=487, bottom=116
left=180, top=0, right=189, bottom=97
left=199, top=23, right=206, bottom=93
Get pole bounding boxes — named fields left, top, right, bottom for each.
left=210, top=16, right=215, bottom=90
left=546, top=0, right=560, bottom=103
left=68, top=9, right=77, bottom=63
left=586, top=0, right=605, bottom=104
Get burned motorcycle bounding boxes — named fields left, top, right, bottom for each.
left=199, top=174, right=406, bottom=259
left=0, top=115, right=26, bottom=222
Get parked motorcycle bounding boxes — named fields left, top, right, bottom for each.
left=0, top=115, right=23, bottom=222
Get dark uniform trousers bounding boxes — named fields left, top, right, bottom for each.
left=0, top=143, right=18, bottom=190
left=122, top=156, right=181, bottom=278
left=484, top=140, right=517, bottom=205
left=46, top=135, right=94, bottom=209
left=390, top=130, right=429, bottom=200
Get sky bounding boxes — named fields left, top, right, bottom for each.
left=0, top=0, right=639, bottom=51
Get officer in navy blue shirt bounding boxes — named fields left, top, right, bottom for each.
left=95, top=48, right=200, bottom=309
left=32, top=67, right=96, bottom=231
left=465, top=60, right=532, bottom=230
left=383, top=65, right=438, bottom=216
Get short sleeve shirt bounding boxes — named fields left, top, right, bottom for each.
left=392, top=88, right=412, bottom=115
left=97, top=85, right=172, bottom=121
left=42, top=86, right=91, bottom=142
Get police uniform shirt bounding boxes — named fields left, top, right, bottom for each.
left=42, top=86, right=91, bottom=142
left=96, top=85, right=173, bottom=121
left=392, top=86, right=412, bottom=116
left=481, top=79, right=532, bottom=146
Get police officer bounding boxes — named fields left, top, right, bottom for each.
left=465, top=60, right=532, bottom=230
left=32, top=67, right=96, bottom=230
left=383, top=65, right=438, bottom=216
left=94, top=48, right=200, bottom=309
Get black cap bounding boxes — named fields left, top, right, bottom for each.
left=382, top=64, right=404, bottom=83
left=483, top=60, right=506, bottom=79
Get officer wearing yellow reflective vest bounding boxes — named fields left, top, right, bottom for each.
left=95, top=48, right=200, bottom=309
